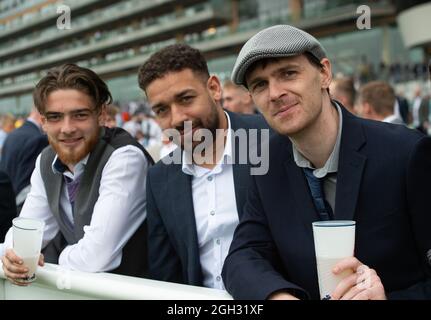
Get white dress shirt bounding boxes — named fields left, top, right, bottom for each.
left=182, top=112, right=239, bottom=290
left=1, top=145, right=148, bottom=272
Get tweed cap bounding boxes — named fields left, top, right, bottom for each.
left=232, top=25, right=327, bottom=86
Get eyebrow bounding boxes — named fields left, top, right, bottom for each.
left=151, top=89, right=196, bottom=111
left=247, top=63, right=302, bottom=87
left=45, top=108, right=92, bottom=115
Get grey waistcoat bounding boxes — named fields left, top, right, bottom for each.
left=40, top=127, right=153, bottom=277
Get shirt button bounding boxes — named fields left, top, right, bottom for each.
left=216, top=239, right=220, bottom=245
left=216, top=276, right=221, bottom=281
left=207, top=176, right=213, bottom=181
left=210, top=210, right=215, bottom=216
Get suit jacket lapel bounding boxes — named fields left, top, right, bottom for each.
left=229, top=111, right=254, bottom=218
left=284, top=148, right=320, bottom=239
left=168, top=163, right=202, bottom=282
left=334, top=109, right=367, bottom=221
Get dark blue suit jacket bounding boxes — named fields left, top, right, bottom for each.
left=0, top=170, right=16, bottom=242
left=223, top=106, right=431, bottom=300
left=0, top=120, right=48, bottom=195
left=146, top=111, right=270, bottom=286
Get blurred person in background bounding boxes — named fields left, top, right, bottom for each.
left=0, top=170, right=16, bottom=242
left=356, top=81, right=404, bottom=125
left=0, top=114, right=16, bottom=161
left=222, top=80, right=256, bottom=114
left=0, top=107, right=48, bottom=213
left=104, top=104, right=120, bottom=128
left=329, top=77, right=356, bottom=114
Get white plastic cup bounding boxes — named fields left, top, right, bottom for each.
left=312, top=220, right=356, bottom=299
left=12, top=217, right=45, bottom=282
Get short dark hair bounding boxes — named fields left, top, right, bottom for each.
left=33, top=63, right=112, bottom=114
left=138, top=43, right=209, bottom=91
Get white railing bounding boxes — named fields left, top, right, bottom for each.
left=0, top=263, right=233, bottom=300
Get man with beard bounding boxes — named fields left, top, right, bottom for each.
left=222, top=25, right=431, bottom=300
left=138, top=44, right=269, bottom=289
left=1, top=64, right=153, bottom=285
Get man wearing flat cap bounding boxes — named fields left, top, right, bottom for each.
left=222, top=25, right=431, bottom=300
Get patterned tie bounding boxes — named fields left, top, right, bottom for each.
left=303, top=168, right=334, bottom=221
left=64, top=175, right=82, bottom=214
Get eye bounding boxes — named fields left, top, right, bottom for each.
left=250, top=81, right=267, bottom=93
left=73, top=112, right=91, bottom=120
left=155, top=106, right=168, bottom=116
left=179, top=96, right=194, bottom=104
left=281, top=70, right=297, bottom=78
left=45, top=114, right=62, bottom=122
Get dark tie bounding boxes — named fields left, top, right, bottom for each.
left=303, top=168, right=334, bottom=221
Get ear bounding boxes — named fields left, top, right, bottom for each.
left=362, top=102, right=373, bottom=116
left=320, top=58, right=332, bottom=90
left=207, top=75, right=222, bottom=102
left=98, top=105, right=107, bottom=126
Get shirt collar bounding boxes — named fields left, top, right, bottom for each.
left=292, top=101, right=343, bottom=178
left=182, top=111, right=233, bottom=177
left=382, top=114, right=398, bottom=123
left=52, top=154, right=90, bottom=181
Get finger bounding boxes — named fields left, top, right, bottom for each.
left=351, top=289, right=371, bottom=300
left=3, top=267, right=30, bottom=281
left=341, top=274, right=378, bottom=300
left=351, top=278, right=386, bottom=300
left=5, top=249, right=24, bottom=265
left=7, top=276, right=30, bottom=287
left=341, top=285, right=367, bottom=300
left=333, top=257, right=363, bottom=274
left=356, top=269, right=376, bottom=291
left=38, top=254, right=44, bottom=267
left=2, top=255, right=29, bottom=274
left=331, top=272, right=359, bottom=300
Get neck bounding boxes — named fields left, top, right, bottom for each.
left=290, top=99, right=339, bottom=169
left=67, top=163, right=75, bottom=173
left=194, top=108, right=228, bottom=170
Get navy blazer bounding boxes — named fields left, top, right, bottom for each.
left=0, top=120, right=48, bottom=195
left=0, top=170, right=16, bottom=242
left=146, top=111, right=270, bottom=286
left=223, top=106, right=431, bottom=300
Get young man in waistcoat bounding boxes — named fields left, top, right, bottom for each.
left=1, top=64, right=152, bottom=285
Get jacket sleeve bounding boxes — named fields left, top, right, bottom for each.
left=388, top=135, right=431, bottom=299
left=222, top=174, right=309, bottom=300
left=0, top=171, right=16, bottom=242
left=146, top=169, right=183, bottom=283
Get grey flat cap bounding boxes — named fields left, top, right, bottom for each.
left=232, top=25, right=327, bottom=86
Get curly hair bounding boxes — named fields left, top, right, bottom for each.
left=138, top=43, right=209, bottom=91
left=33, top=63, right=112, bottom=114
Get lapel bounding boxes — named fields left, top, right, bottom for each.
left=167, top=162, right=201, bottom=270
left=283, top=142, right=320, bottom=239
left=228, top=111, right=251, bottom=217
left=334, top=108, right=367, bottom=221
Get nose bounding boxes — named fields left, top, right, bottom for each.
left=60, top=115, right=77, bottom=135
left=268, top=79, right=286, bottom=102
left=170, top=104, right=189, bottom=129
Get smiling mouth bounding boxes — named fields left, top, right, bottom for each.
left=274, top=103, right=298, bottom=117
left=179, top=125, right=201, bottom=136
left=59, top=137, right=83, bottom=145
